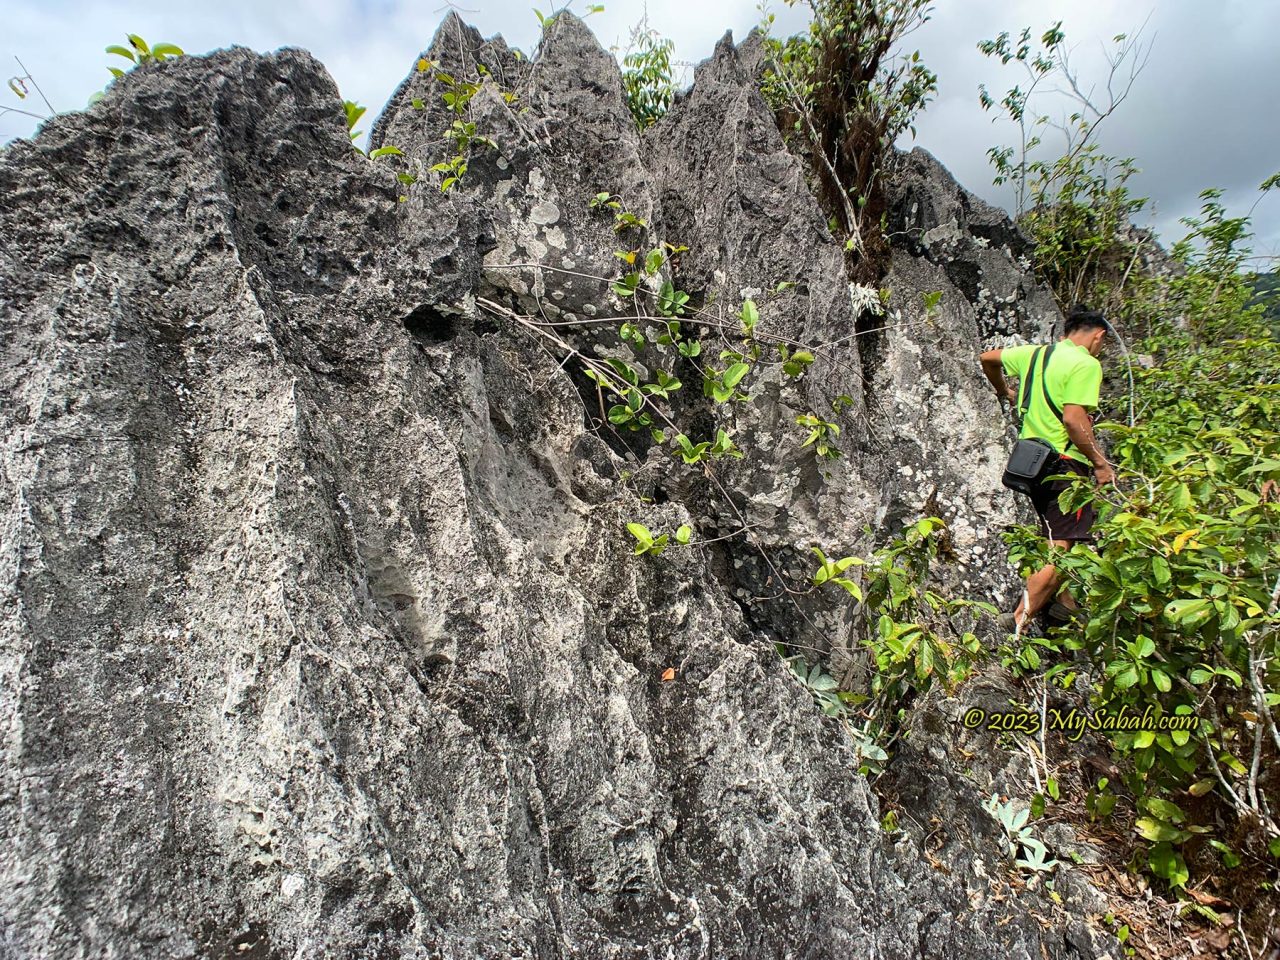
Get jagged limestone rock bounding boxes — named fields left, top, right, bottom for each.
left=0, top=15, right=1110, bottom=959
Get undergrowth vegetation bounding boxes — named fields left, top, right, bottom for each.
left=1004, top=190, right=1280, bottom=892
left=983, top=18, right=1280, bottom=909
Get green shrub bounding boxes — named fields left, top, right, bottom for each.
left=760, top=0, right=937, bottom=280
left=621, top=27, right=675, bottom=131
left=1006, top=183, right=1280, bottom=886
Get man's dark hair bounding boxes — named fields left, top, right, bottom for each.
left=1064, top=305, right=1107, bottom=335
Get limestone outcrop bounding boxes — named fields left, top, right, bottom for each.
left=0, top=14, right=1111, bottom=958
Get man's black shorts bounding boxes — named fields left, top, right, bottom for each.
left=1030, top=456, right=1096, bottom=542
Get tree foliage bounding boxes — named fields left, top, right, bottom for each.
left=978, top=23, right=1152, bottom=314
left=621, top=26, right=675, bottom=131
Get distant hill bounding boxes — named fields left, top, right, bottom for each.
left=1253, top=271, right=1280, bottom=332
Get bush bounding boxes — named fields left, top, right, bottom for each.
left=1006, top=183, right=1280, bottom=887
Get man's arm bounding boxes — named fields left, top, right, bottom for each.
left=1062, top=403, right=1115, bottom=484
left=980, top=349, right=1018, bottom=403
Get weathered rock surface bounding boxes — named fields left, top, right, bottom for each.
left=1, top=14, right=1111, bottom=959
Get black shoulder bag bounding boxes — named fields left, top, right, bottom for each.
left=1001, top=345, right=1063, bottom=496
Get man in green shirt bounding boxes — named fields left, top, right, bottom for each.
left=980, top=306, right=1115, bottom=631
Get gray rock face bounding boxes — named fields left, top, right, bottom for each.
left=1, top=16, right=1108, bottom=959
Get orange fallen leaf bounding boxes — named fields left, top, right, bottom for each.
left=1185, top=887, right=1231, bottom=909
left=661, top=667, right=675, bottom=681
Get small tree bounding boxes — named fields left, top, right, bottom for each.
left=621, top=24, right=675, bottom=131
left=761, top=0, right=938, bottom=281
left=978, top=22, right=1152, bottom=313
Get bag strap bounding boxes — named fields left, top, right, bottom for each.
left=1038, top=344, right=1063, bottom=420
left=1017, top=346, right=1045, bottom=421
left=1016, top=344, right=1077, bottom=459
left=1034, top=343, right=1081, bottom=460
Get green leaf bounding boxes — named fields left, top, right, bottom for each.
left=1209, top=840, right=1242, bottom=868
left=1134, top=817, right=1190, bottom=844
left=1113, top=663, right=1139, bottom=689
left=1216, top=667, right=1243, bottom=687
left=1148, top=842, right=1189, bottom=887
left=1188, top=779, right=1215, bottom=797
left=369, top=145, right=404, bottom=159
left=1164, top=598, right=1213, bottom=626
left=1213, top=665, right=1244, bottom=686
left=915, top=517, right=939, bottom=538
left=833, top=578, right=862, bottom=602
left=106, top=44, right=136, bottom=62
left=150, top=43, right=184, bottom=58
left=606, top=358, right=639, bottom=385
left=626, top=522, right=652, bottom=547
left=1143, top=797, right=1185, bottom=823
left=675, top=525, right=691, bottom=545
left=1241, top=458, right=1280, bottom=474
left=722, top=362, right=749, bottom=389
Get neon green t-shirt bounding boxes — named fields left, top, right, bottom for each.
left=1001, top=339, right=1102, bottom=463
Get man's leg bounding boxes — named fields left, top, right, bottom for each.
left=1055, top=584, right=1079, bottom=610
left=1013, top=539, right=1072, bottom=627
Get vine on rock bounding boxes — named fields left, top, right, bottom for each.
left=481, top=183, right=978, bottom=773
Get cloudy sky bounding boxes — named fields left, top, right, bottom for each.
left=4, top=0, right=1277, bottom=259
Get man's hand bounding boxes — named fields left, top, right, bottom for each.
left=980, top=349, right=1014, bottom=406
left=1063, top=404, right=1114, bottom=484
